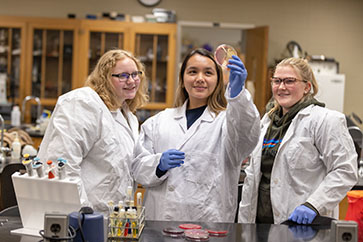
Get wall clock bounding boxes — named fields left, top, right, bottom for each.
left=138, top=0, right=161, bottom=7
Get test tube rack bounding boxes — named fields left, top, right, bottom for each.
left=10, top=172, right=82, bottom=237
left=108, top=206, right=145, bottom=240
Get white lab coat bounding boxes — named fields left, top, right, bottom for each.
left=239, top=105, right=358, bottom=224
left=38, top=87, right=138, bottom=214
left=132, top=88, right=260, bottom=222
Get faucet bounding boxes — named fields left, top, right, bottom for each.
left=0, top=114, right=11, bottom=163
left=21, top=96, right=41, bottom=124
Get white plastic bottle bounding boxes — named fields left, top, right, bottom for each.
left=11, top=105, right=21, bottom=127
left=11, top=132, right=21, bottom=161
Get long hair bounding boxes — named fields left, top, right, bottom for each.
left=85, top=49, right=148, bottom=113
left=174, top=48, right=227, bottom=114
left=268, top=57, right=319, bottom=116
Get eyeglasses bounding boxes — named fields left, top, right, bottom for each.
left=270, top=77, right=306, bottom=87
left=111, top=71, right=142, bottom=82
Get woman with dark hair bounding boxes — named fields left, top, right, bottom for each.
left=132, top=48, right=260, bottom=222
left=38, top=49, right=148, bottom=214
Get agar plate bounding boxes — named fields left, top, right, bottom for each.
left=214, top=44, right=237, bottom=67
left=163, top=227, right=184, bottom=238
left=179, top=223, right=202, bottom=230
left=184, top=229, right=209, bottom=241
left=206, top=229, right=228, bottom=237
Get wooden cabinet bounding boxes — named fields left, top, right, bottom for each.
left=23, top=18, right=80, bottom=122
left=0, top=16, right=177, bottom=124
left=79, top=20, right=176, bottom=115
left=0, top=16, right=27, bottom=106
left=78, top=20, right=129, bottom=87
left=129, top=23, right=176, bottom=110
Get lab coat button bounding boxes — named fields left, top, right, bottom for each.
left=168, top=185, right=175, bottom=191
left=274, top=179, right=278, bottom=184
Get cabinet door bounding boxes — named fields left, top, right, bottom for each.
left=30, top=29, right=74, bottom=99
left=24, top=19, right=79, bottom=122
left=129, top=23, right=176, bottom=110
left=78, top=20, right=129, bottom=85
left=245, top=26, right=269, bottom=115
left=0, top=17, right=27, bottom=106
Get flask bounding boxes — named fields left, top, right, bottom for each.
left=11, top=105, right=21, bottom=127
left=11, top=132, right=21, bottom=161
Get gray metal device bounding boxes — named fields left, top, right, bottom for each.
left=44, top=212, right=69, bottom=240
left=330, top=220, right=358, bottom=242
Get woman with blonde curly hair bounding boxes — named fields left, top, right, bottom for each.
left=239, top=57, right=357, bottom=225
left=38, top=49, right=148, bottom=214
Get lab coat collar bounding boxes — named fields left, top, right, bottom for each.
left=173, top=100, right=216, bottom=122
left=112, top=106, right=137, bottom=141
left=173, top=100, right=216, bottom=149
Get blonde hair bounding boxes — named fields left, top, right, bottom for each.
left=268, top=57, right=319, bottom=116
left=85, top=49, right=148, bottom=113
left=174, top=48, right=227, bottom=114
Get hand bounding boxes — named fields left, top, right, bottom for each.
left=227, top=55, right=247, bottom=98
left=288, top=205, right=317, bottom=225
left=158, top=149, right=185, bottom=172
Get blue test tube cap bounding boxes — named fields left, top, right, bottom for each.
left=32, top=157, right=43, bottom=168
left=57, top=158, right=67, bottom=164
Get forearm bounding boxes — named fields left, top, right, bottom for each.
left=225, top=88, right=260, bottom=163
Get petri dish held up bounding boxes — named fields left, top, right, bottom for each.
left=214, top=44, right=238, bottom=68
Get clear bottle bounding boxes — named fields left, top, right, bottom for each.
left=11, top=132, right=21, bottom=161
left=11, top=105, right=21, bottom=127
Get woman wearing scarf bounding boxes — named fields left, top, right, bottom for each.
left=238, top=57, right=357, bottom=224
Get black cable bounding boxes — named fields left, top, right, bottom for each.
left=77, top=212, right=87, bottom=242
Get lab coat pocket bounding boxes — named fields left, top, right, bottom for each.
left=184, top=150, right=218, bottom=202
left=286, top=137, right=319, bottom=170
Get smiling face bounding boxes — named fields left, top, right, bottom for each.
left=183, top=54, right=218, bottom=109
left=111, top=57, right=140, bottom=104
left=272, top=65, right=311, bottom=114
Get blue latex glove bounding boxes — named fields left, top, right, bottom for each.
left=288, top=205, right=317, bottom=225
left=227, top=55, right=248, bottom=98
left=158, top=149, right=185, bottom=172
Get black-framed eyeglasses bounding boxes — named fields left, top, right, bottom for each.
left=111, top=71, right=142, bottom=82
left=270, top=77, right=306, bottom=87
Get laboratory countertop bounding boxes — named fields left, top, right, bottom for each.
left=3, top=123, right=44, bottom=137
left=0, top=215, right=335, bottom=242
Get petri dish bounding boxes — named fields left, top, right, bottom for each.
left=163, top=227, right=184, bottom=238
left=184, top=229, right=209, bottom=241
left=179, top=224, right=202, bottom=230
left=206, top=229, right=228, bottom=237
left=214, top=44, right=237, bottom=68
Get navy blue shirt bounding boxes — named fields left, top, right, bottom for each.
left=186, top=105, right=207, bottom=129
